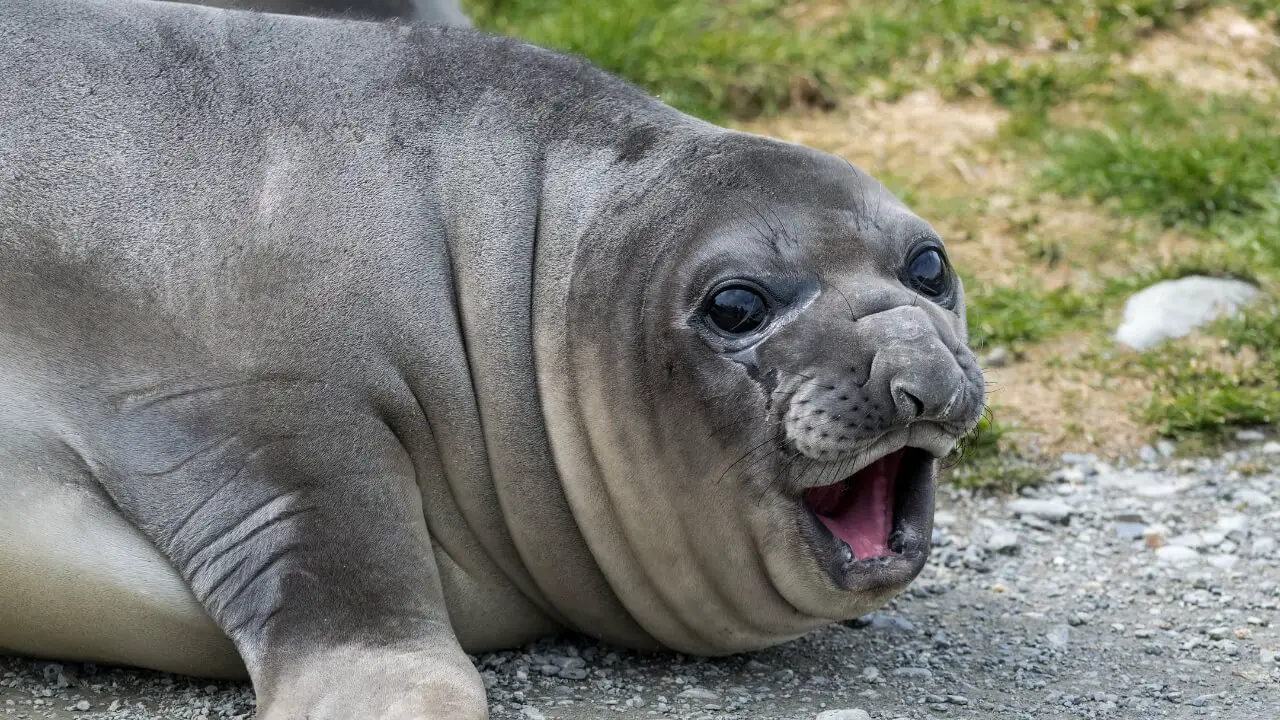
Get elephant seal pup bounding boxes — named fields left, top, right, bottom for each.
left=0, top=0, right=986, bottom=717
left=173, top=0, right=472, bottom=25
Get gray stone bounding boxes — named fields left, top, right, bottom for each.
left=1114, top=276, right=1259, bottom=351
left=1156, top=440, right=1176, bottom=458
left=891, top=667, right=933, bottom=680
left=1262, top=441, right=1280, bottom=455
left=987, top=530, right=1020, bottom=554
left=816, top=710, right=871, bottom=720
left=1251, top=537, right=1277, bottom=557
left=1046, top=625, right=1071, bottom=648
left=1233, top=488, right=1273, bottom=507
left=1216, top=514, right=1251, bottom=541
left=1235, top=429, right=1266, bottom=442
left=982, top=346, right=1010, bottom=368
left=1138, top=445, right=1158, bottom=463
left=1008, top=498, right=1073, bottom=524
left=1096, top=470, right=1196, bottom=497
left=676, top=688, right=720, bottom=702
left=1155, top=546, right=1200, bottom=565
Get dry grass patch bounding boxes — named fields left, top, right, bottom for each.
left=736, top=89, right=1012, bottom=190
left=1126, top=6, right=1279, bottom=99
left=985, top=335, right=1155, bottom=458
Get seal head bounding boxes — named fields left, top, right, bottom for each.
left=548, top=133, right=985, bottom=654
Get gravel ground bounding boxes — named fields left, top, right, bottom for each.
left=5, top=433, right=1279, bottom=720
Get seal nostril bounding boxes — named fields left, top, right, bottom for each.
left=901, top=390, right=925, bottom=418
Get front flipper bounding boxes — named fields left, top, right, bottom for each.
left=102, top=389, right=486, bottom=719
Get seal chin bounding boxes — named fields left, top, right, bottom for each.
left=799, top=446, right=936, bottom=591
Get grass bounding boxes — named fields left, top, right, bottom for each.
left=964, top=277, right=1105, bottom=350
left=471, top=0, right=1280, bottom=477
left=464, top=0, right=1215, bottom=121
left=946, top=415, right=1045, bottom=491
left=1137, top=305, right=1280, bottom=439
left=1039, top=84, right=1280, bottom=225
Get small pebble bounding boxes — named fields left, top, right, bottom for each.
left=816, top=710, right=871, bottom=720
left=1155, top=545, right=1200, bottom=565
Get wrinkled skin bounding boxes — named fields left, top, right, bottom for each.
left=0, top=1, right=984, bottom=718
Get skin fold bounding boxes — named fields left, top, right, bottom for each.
left=0, top=1, right=985, bottom=717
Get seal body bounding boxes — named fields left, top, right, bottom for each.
left=171, top=0, right=472, bottom=24
left=0, top=1, right=985, bottom=717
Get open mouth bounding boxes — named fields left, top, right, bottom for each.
left=800, top=447, right=935, bottom=584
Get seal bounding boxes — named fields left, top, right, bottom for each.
left=175, top=0, right=472, bottom=24
left=0, top=1, right=986, bottom=718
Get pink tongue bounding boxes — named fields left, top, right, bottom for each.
left=805, top=451, right=903, bottom=559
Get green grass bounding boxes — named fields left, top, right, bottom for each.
left=1040, top=85, right=1280, bottom=226
left=1137, top=307, right=1280, bottom=437
left=946, top=415, right=1045, bottom=491
left=964, top=277, right=1105, bottom=349
left=464, top=0, right=1214, bottom=121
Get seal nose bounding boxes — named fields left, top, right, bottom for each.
left=889, top=356, right=962, bottom=423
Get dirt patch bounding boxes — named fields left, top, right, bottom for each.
left=1127, top=6, right=1280, bottom=99
left=985, top=335, right=1155, bottom=458
left=735, top=89, right=1011, bottom=187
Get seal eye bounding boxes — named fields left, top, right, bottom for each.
left=907, top=248, right=949, bottom=297
left=706, top=286, right=769, bottom=335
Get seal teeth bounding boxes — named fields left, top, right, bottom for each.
left=839, top=541, right=854, bottom=565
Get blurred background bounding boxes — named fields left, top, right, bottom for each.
left=465, top=0, right=1280, bottom=488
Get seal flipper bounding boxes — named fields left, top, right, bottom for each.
left=102, top=390, right=486, bottom=720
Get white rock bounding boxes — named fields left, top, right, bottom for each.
left=1207, top=554, right=1239, bottom=570
left=1235, top=429, right=1266, bottom=442
left=1251, top=537, right=1277, bottom=558
left=1201, top=532, right=1227, bottom=547
left=1114, top=276, right=1258, bottom=351
left=1155, top=545, right=1201, bottom=565
left=1169, top=533, right=1206, bottom=549
left=1234, top=489, right=1274, bottom=508
left=676, top=688, right=720, bottom=702
left=1216, top=514, right=1251, bottom=540
left=521, top=707, right=547, bottom=720
left=983, top=347, right=1010, bottom=368
left=817, top=710, right=872, bottom=720
left=987, top=530, right=1021, bottom=554
left=1096, top=470, right=1195, bottom=497
left=1008, top=498, right=1073, bottom=523
left=1046, top=625, right=1071, bottom=648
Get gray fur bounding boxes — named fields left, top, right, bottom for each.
left=0, top=1, right=984, bottom=718
left=170, top=0, right=471, bottom=24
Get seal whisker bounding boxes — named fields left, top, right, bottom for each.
left=730, top=197, right=776, bottom=253
left=823, top=278, right=858, bottom=323
left=717, top=436, right=780, bottom=484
